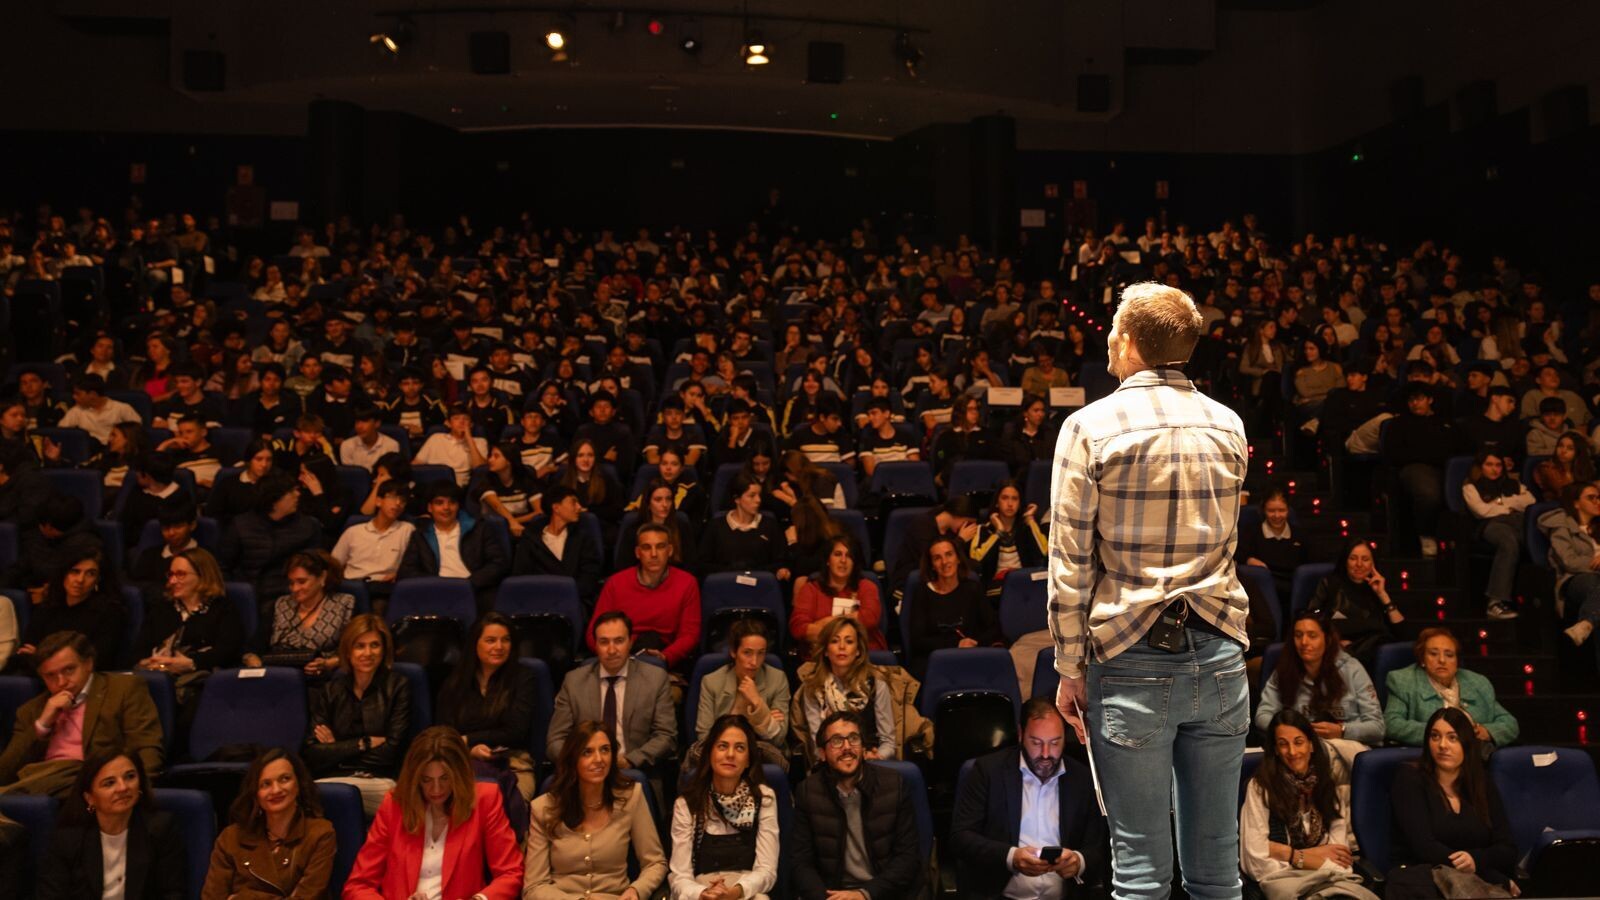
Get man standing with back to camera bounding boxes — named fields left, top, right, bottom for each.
left=1049, top=282, right=1251, bottom=899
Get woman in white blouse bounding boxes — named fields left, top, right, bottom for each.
left=669, top=715, right=780, bottom=900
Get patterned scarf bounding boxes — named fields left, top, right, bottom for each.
left=710, top=781, right=756, bottom=832
left=1284, top=768, right=1325, bottom=849
left=823, top=674, right=871, bottom=716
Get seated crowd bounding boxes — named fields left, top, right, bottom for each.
left=0, top=204, right=1595, bottom=899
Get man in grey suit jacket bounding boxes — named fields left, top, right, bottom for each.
left=547, top=610, right=678, bottom=769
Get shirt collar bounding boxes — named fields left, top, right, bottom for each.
left=1114, top=366, right=1195, bottom=393
left=161, top=538, right=199, bottom=558
left=1262, top=521, right=1293, bottom=541
left=73, top=674, right=95, bottom=706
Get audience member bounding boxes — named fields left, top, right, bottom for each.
left=397, top=479, right=509, bottom=612
left=692, top=621, right=791, bottom=771
left=791, top=711, right=924, bottom=900
left=549, top=611, right=678, bottom=771
left=1384, top=628, right=1519, bottom=752
left=219, top=473, right=324, bottom=601
left=343, top=725, right=523, bottom=898
left=1305, top=539, right=1404, bottom=668
left=36, top=750, right=185, bottom=900
left=437, top=613, right=539, bottom=803
left=19, top=545, right=128, bottom=668
left=511, top=484, right=604, bottom=613
left=200, top=749, right=337, bottom=900
left=524, top=720, right=667, bottom=900
left=303, top=615, right=411, bottom=815
left=906, top=536, right=1001, bottom=679
left=587, top=525, right=701, bottom=669
left=132, top=548, right=244, bottom=716
left=241, top=550, right=355, bottom=674
left=792, top=617, right=898, bottom=764
left=0, top=631, right=164, bottom=797
left=790, top=535, right=886, bottom=654
left=1542, top=483, right=1600, bottom=649
left=1461, top=447, right=1534, bottom=619
left=668, top=715, right=780, bottom=900
left=949, top=698, right=1108, bottom=898
left=1254, top=613, right=1384, bottom=761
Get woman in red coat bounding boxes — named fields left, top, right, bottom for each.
left=343, top=725, right=523, bottom=900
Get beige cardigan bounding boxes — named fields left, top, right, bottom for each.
left=523, top=781, right=667, bottom=900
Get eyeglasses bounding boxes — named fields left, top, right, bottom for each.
left=824, top=734, right=863, bottom=749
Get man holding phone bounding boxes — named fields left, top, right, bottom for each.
left=1049, top=282, right=1251, bottom=899
left=951, top=698, right=1108, bottom=898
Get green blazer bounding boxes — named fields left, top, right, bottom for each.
left=1383, top=664, right=1519, bottom=747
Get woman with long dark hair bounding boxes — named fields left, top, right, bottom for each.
left=558, top=438, right=624, bottom=529
left=906, top=535, right=1000, bottom=679
left=37, top=750, right=185, bottom=899
left=86, top=421, right=150, bottom=500
left=790, top=535, right=886, bottom=654
left=201, top=749, right=336, bottom=900
left=1533, top=430, right=1595, bottom=501
left=620, top=480, right=694, bottom=566
left=668, top=715, right=779, bottom=900
left=1305, top=538, right=1404, bottom=668
left=1386, top=707, right=1518, bottom=898
left=19, top=545, right=127, bottom=667
left=968, top=480, right=1048, bottom=599
left=524, top=721, right=667, bottom=899
left=205, top=437, right=277, bottom=521
left=1239, top=710, right=1371, bottom=898
left=1254, top=613, right=1384, bottom=759
left=1462, top=447, right=1534, bottom=620
left=438, top=613, right=539, bottom=803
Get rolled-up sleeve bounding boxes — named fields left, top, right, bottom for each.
left=1048, top=418, right=1099, bottom=679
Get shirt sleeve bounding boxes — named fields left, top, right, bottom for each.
left=1047, top=418, right=1099, bottom=679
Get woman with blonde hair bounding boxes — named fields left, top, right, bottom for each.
left=303, top=614, right=411, bottom=815
left=344, top=725, right=523, bottom=899
left=792, top=616, right=896, bottom=764
left=134, top=548, right=245, bottom=714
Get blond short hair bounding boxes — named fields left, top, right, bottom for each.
left=1114, top=282, right=1205, bottom=366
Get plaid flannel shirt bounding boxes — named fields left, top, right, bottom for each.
left=1047, top=367, right=1250, bottom=679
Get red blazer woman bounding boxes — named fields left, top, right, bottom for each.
left=343, top=782, right=523, bottom=900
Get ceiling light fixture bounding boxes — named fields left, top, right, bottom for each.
left=742, top=30, right=769, bottom=65
left=369, top=17, right=413, bottom=55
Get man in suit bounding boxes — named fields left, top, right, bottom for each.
left=546, top=611, right=677, bottom=771
left=950, top=698, right=1109, bottom=898
left=0, top=630, right=165, bottom=798
left=511, top=484, right=604, bottom=614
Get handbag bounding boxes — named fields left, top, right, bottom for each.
left=1431, top=866, right=1511, bottom=899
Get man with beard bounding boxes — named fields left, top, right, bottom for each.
left=950, top=699, right=1109, bottom=898
left=791, top=711, right=924, bottom=899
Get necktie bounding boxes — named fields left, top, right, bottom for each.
left=603, top=675, right=620, bottom=738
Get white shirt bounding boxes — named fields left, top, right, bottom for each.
left=415, top=807, right=446, bottom=900
left=59, top=400, right=141, bottom=445
left=100, top=828, right=129, bottom=900
left=1003, top=759, right=1084, bottom=900
left=331, top=518, right=416, bottom=580
left=667, top=786, right=781, bottom=900
left=598, top=661, right=630, bottom=759
left=339, top=432, right=401, bottom=471
left=435, top=524, right=470, bottom=578
left=414, top=432, right=488, bottom=486
left=541, top=525, right=569, bottom=561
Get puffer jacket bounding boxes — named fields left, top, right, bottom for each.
left=791, top=762, right=926, bottom=900
left=1537, top=506, right=1598, bottom=602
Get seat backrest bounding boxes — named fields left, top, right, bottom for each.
left=43, top=468, right=105, bottom=519
left=1370, top=642, right=1414, bottom=707
left=881, top=506, right=934, bottom=582
left=517, top=658, right=556, bottom=766
left=129, top=669, right=178, bottom=757
left=1443, top=455, right=1474, bottom=515
left=1527, top=501, right=1559, bottom=569
left=869, top=461, right=937, bottom=500
left=1290, top=563, right=1336, bottom=620
left=189, top=667, right=307, bottom=761
left=334, top=466, right=372, bottom=508
left=710, top=463, right=743, bottom=512
left=137, top=517, right=222, bottom=553
left=1023, top=459, right=1052, bottom=512
left=947, top=459, right=1010, bottom=498
left=1259, top=643, right=1283, bottom=693
left=1, top=589, right=27, bottom=644
left=1522, top=455, right=1549, bottom=487
left=1236, top=564, right=1283, bottom=639
left=0, top=677, right=41, bottom=755
left=1489, top=745, right=1600, bottom=857
left=932, top=691, right=1019, bottom=777
left=871, top=760, right=933, bottom=861
left=919, top=648, right=1022, bottom=718
left=818, top=462, right=859, bottom=507
left=1030, top=646, right=1059, bottom=703
left=386, top=577, right=477, bottom=627
left=224, top=582, right=258, bottom=644
left=410, top=464, right=457, bottom=489
left=828, top=508, right=873, bottom=562
left=702, top=571, right=784, bottom=618
left=1349, top=747, right=1421, bottom=872
left=392, top=661, right=434, bottom=740
left=0, top=522, right=15, bottom=572
left=152, top=788, right=217, bottom=900
left=316, top=782, right=366, bottom=898
left=0, top=793, right=57, bottom=889
left=497, top=575, right=587, bottom=638
left=998, top=568, right=1049, bottom=642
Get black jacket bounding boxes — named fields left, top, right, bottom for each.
left=397, top=515, right=509, bottom=594
left=792, top=763, right=924, bottom=900
left=1390, top=763, right=1517, bottom=886
left=132, top=593, right=246, bottom=672
left=438, top=663, right=538, bottom=751
left=0, top=467, right=52, bottom=533
left=36, top=811, right=185, bottom=900
left=511, top=524, right=604, bottom=613
left=219, top=511, right=325, bottom=600
left=8, top=519, right=102, bottom=591
left=698, top=512, right=789, bottom=576
left=1382, top=412, right=1459, bottom=467
left=24, top=592, right=128, bottom=669
left=303, top=669, right=411, bottom=778
left=950, top=749, right=1108, bottom=898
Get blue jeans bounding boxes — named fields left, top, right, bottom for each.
left=1087, top=630, right=1249, bottom=900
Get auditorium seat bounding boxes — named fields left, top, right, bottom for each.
left=1489, top=745, right=1600, bottom=896
left=701, top=571, right=785, bottom=653
left=1289, top=563, right=1336, bottom=621
left=880, top=507, right=933, bottom=587
left=136, top=517, right=222, bottom=553
left=1240, top=748, right=1264, bottom=806
left=998, top=567, right=1049, bottom=642
left=34, top=427, right=89, bottom=464
left=317, top=782, right=367, bottom=897
left=1370, top=641, right=1414, bottom=707
left=44, top=468, right=106, bottom=519
left=1023, top=459, right=1052, bottom=513
left=873, top=760, right=933, bottom=863
left=130, top=668, right=178, bottom=757
left=828, top=508, right=872, bottom=561
left=497, top=575, right=583, bottom=680
left=387, top=578, right=473, bottom=694
left=1349, top=747, right=1420, bottom=873
left=919, top=647, right=1022, bottom=718
left=334, top=465, right=372, bottom=509
left=1031, top=646, right=1059, bottom=703
left=517, top=658, right=556, bottom=766
left=410, top=464, right=457, bottom=490
left=209, top=427, right=253, bottom=464
left=1, top=588, right=28, bottom=642
left=946, top=459, right=1011, bottom=501
left=153, top=788, right=216, bottom=900
left=386, top=577, right=476, bottom=629
left=1259, top=643, right=1283, bottom=693
left=182, top=667, right=308, bottom=765
left=224, top=582, right=258, bottom=644
left=392, top=661, right=433, bottom=740
left=1236, top=564, right=1283, bottom=640
left=868, top=461, right=938, bottom=503
left=0, top=793, right=56, bottom=895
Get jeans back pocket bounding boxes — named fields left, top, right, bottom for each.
left=1210, top=665, right=1250, bottom=735
left=1097, top=675, right=1173, bottom=749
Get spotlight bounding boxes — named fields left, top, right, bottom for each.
left=893, top=30, right=922, bottom=76
left=545, top=28, right=566, bottom=51
left=679, top=18, right=701, bottom=54
left=741, top=30, right=769, bottom=65
left=545, top=16, right=572, bottom=62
